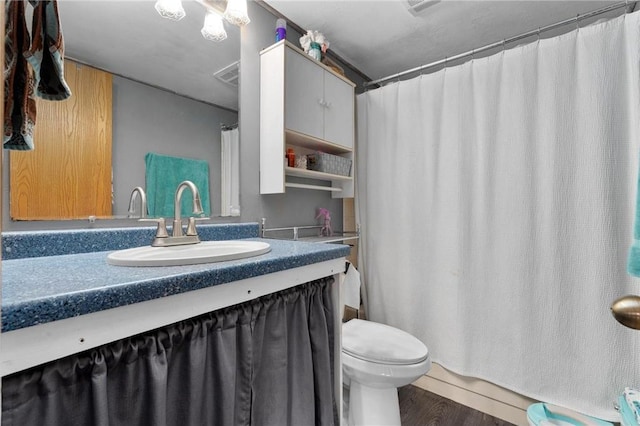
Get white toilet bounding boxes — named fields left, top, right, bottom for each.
left=342, top=318, right=431, bottom=426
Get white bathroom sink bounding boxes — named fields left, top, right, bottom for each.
left=107, top=240, right=271, bottom=267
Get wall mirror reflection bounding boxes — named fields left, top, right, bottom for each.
left=5, top=0, right=240, bottom=221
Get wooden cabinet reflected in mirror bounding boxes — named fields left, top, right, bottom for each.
left=10, top=61, right=113, bottom=220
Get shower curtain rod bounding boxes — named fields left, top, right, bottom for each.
left=364, top=1, right=633, bottom=88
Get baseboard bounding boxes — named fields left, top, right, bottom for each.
left=412, top=363, right=536, bottom=426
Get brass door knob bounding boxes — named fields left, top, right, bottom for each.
left=611, top=295, right=640, bottom=330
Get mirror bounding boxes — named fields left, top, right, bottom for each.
left=5, top=0, right=240, bottom=221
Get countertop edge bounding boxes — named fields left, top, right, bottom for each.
left=2, top=238, right=350, bottom=332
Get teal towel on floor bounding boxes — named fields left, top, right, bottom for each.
left=145, top=152, right=211, bottom=218
left=619, top=395, right=640, bottom=426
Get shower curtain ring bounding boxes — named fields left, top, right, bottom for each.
left=537, top=27, right=541, bottom=41
left=576, top=14, right=580, bottom=30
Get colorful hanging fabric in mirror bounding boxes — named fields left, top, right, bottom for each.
left=4, top=0, right=71, bottom=151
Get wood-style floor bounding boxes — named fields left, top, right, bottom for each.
left=398, top=385, right=517, bottom=426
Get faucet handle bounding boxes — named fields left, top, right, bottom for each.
left=186, top=217, right=198, bottom=236
left=185, top=217, right=212, bottom=235
left=154, top=218, right=169, bottom=238
left=140, top=217, right=169, bottom=239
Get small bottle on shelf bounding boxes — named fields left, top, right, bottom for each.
left=275, top=19, right=286, bottom=42
left=286, top=148, right=296, bottom=167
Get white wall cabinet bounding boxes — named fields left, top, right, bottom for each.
left=260, top=40, right=355, bottom=197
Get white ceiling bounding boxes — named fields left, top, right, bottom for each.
left=57, top=0, right=629, bottom=107
left=263, top=0, right=625, bottom=82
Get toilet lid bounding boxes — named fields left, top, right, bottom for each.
left=342, top=319, right=429, bottom=365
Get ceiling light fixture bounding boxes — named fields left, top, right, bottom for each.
left=154, top=0, right=186, bottom=21
left=154, top=0, right=249, bottom=42
left=201, top=10, right=227, bottom=42
left=223, top=0, right=250, bottom=26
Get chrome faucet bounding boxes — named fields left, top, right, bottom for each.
left=151, top=180, right=204, bottom=247
left=127, top=187, right=147, bottom=218
left=172, top=180, right=204, bottom=237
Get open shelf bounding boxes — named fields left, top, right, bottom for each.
left=285, top=166, right=352, bottom=182
left=285, top=129, right=353, bottom=155
left=285, top=182, right=342, bottom=192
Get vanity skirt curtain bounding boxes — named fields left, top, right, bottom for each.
left=356, top=11, right=640, bottom=421
left=1, top=278, right=336, bottom=426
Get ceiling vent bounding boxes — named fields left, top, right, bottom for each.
left=214, top=60, right=240, bottom=87
left=406, top=0, right=440, bottom=16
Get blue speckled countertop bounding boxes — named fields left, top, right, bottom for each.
left=2, top=223, right=260, bottom=260
left=2, top=224, right=350, bottom=332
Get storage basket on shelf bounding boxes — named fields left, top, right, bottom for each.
left=307, top=151, right=352, bottom=177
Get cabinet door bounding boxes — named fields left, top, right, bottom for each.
left=323, top=71, right=354, bottom=149
left=10, top=60, right=113, bottom=220
left=285, top=49, right=325, bottom=140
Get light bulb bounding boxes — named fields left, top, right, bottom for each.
left=223, top=0, right=250, bottom=26
left=201, top=11, right=227, bottom=42
left=154, top=0, right=186, bottom=21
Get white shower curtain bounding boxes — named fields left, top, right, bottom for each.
left=221, top=127, right=240, bottom=217
left=357, top=12, right=640, bottom=420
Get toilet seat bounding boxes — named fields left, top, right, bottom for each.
left=342, top=319, right=428, bottom=365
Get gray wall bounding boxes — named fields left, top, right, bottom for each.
left=111, top=77, right=238, bottom=217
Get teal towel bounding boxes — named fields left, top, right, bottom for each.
left=145, top=152, right=211, bottom=218
left=619, top=395, right=639, bottom=426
